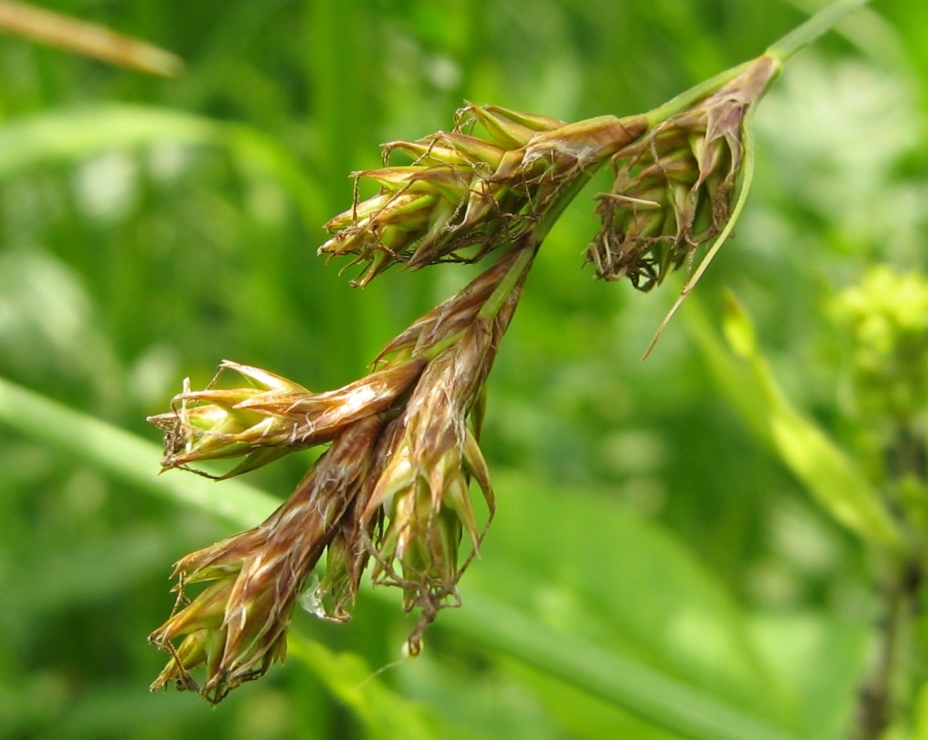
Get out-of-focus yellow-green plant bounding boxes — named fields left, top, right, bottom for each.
left=833, top=266, right=928, bottom=428
left=693, top=265, right=928, bottom=738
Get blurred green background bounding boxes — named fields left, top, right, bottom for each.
left=1, top=0, right=926, bottom=737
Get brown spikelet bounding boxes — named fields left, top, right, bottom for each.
left=320, top=104, right=647, bottom=286
left=149, top=416, right=383, bottom=703
left=589, top=56, right=778, bottom=290
left=149, top=358, right=425, bottom=479
left=150, top=241, right=536, bottom=701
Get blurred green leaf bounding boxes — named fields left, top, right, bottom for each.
left=448, top=591, right=798, bottom=740
left=689, top=292, right=902, bottom=549
left=288, top=635, right=441, bottom=740
left=0, top=104, right=322, bottom=224
left=0, top=105, right=222, bottom=178
left=749, top=612, right=868, bottom=738
left=455, top=469, right=800, bottom=738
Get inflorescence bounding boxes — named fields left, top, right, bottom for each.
left=148, top=56, right=778, bottom=703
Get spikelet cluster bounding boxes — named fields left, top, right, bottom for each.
left=149, top=246, right=532, bottom=702
left=149, top=416, right=383, bottom=703
left=150, top=66, right=773, bottom=702
left=589, top=56, right=778, bottom=290
left=320, top=104, right=646, bottom=286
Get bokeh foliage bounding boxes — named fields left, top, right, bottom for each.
left=1, top=0, right=926, bottom=737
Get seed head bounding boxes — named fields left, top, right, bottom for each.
left=360, top=248, right=529, bottom=650
left=320, top=104, right=646, bottom=286
left=150, top=243, right=533, bottom=701
left=363, top=328, right=497, bottom=651
left=149, top=358, right=425, bottom=478
left=149, top=416, right=383, bottom=703
left=589, top=56, right=778, bottom=290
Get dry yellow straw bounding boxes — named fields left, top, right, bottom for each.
left=0, top=1, right=183, bottom=77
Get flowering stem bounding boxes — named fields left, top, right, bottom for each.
left=478, top=156, right=612, bottom=323
left=644, top=61, right=754, bottom=129
left=476, top=243, right=536, bottom=322
left=644, top=0, right=870, bottom=131
left=766, top=0, right=871, bottom=63
left=851, top=426, right=927, bottom=736
left=851, top=553, right=918, bottom=739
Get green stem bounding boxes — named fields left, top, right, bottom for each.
left=766, top=0, right=871, bottom=63
left=418, top=329, right=467, bottom=362
left=478, top=155, right=614, bottom=322
left=850, top=555, right=913, bottom=739
left=476, top=243, right=536, bottom=321
left=645, top=61, right=753, bottom=128
left=645, top=0, right=870, bottom=129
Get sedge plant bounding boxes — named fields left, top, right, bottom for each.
left=145, top=0, right=872, bottom=704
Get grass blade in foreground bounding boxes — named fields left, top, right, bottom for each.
left=0, top=374, right=277, bottom=526
left=449, top=593, right=799, bottom=740
left=0, top=373, right=796, bottom=739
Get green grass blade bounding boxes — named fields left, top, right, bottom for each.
left=0, top=105, right=221, bottom=179
left=287, top=635, right=439, bottom=740
left=0, top=374, right=278, bottom=526
left=0, top=373, right=799, bottom=738
left=0, top=104, right=322, bottom=225
left=446, top=593, right=799, bottom=740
